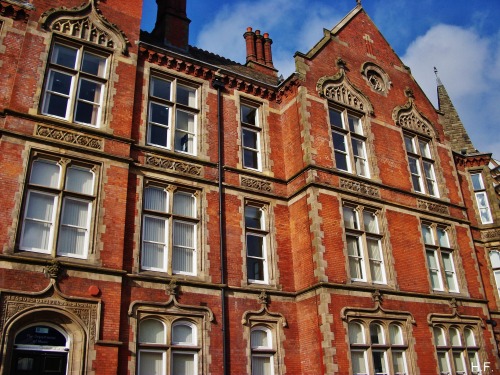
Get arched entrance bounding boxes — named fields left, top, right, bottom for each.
left=10, top=325, right=68, bottom=375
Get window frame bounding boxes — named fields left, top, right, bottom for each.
left=488, top=249, right=500, bottom=298
left=41, top=38, right=110, bottom=127
left=470, top=172, right=493, bottom=224
left=342, top=203, right=387, bottom=285
left=240, top=100, right=263, bottom=171
left=348, top=319, right=410, bottom=375
left=329, top=106, right=370, bottom=178
left=421, top=223, right=459, bottom=293
left=244, top=202, right=270, bottom=284
left=137, top=317, right=200, bottom=375
left=141, top=183, right=199, bottom=276
left=404, top=133, right=439, bottom=197
left=146, top=73, right=199, bottom=156
left=250, top=326, right=276, bottom=375
left=18, top=155, right=98, bottom=259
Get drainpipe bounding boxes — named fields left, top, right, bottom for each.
left=212, top=72, right=228, bottom=375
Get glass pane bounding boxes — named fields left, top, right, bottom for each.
left=66, top=166, right=94, bottom=194
left=247, top=234, right=264, bottom=257
left=389, top=324, right=403, bottom=345
left=349, top=323, right=364, bottom=344
left=251, top=329, right=269, bottom=348
left=490, top=251, right=500, bottom=268
left=470, top=174, right=483, bottom=191
left=149, top=124, right=169, bottom=147
left=241, top=104, right=257, bottom=126
left=150, top=102, right=170, bottom=125
left=22, top=193, right=55, bottom=251
left=252, top=355, right=271, bottom=375
left=343, top=206, right=358, bottom=229
left=173, top=222, right=195, bottom=273
left=370, top=323, right=384, bottom=344
left=31, top=159, right=60, bottom=187
left=175, top=129, right=194, bottom=153
left=348, top=115, right=363, bottom=134
left=351, top=351, right=367, bottom=374
left=404, top=136, right=415, bottom=153
left=332, top=132, right=347, bottom=152
left=78, top=79, right=101, bottom=103
left=419, top=140, right=431, bottom=158
left=243, top=128, right=258, bottom=149
left=363, top=211, right=378, bottom=233
left=172, top=352, right=196, bottom=375
left=335, top=151, right=349, bottom=171
left=437, top=352, right=450, bottom=373
left=172, top=323, right=194, bottom=344
left=82, top=52, right=106, bottom=77
left=464, top=328, right=476, bottom=347
left=421, top=225, right=434, bottom=244
left=442, top=252, right=457, bottom=291
left=434, top=327, right=446, bottom=346
left=139, top=319, right=165, bottom=343
left=176, top=110, right=195, bottom=132
left=372, top=351, right=387, bottom=374
left=392, top=351, right=406, bottom=374
left=25, top=191, right=55, bottom=222
left=139, top=351, right=164, bottom=375
left=142, top=242, right=165, bottom=269
left=245, top=206, right=263, bottom=229
left=75, top=101, right=99, bottom=125
left=244, top=149, right=259, bottom=169
left=173, top=192, right=195, bottom=217
left=46, top=70, right=72, bottom=95
left=247, top=257, right=264, bottom=281
left=52, top=44, right=77, bottom=68
left=450, top=327, right=461, bottom=346
left=408, top=157, right=419, bottom=175
left=437, top=228, right=449, bottom=247
left=44, top=92, right=70, bottom=118
left=151, top=77, right=171, bottom=100
left=58, top=198, right=90, bottom=256
left=453, top=352, right=465, bottom=373
left=143, top=216, right=166, bottom=243
left=329, top=109, right=343, bottom=129
left=177, top=84, right=197, bottom=107
left=144, top=187, right=168, bottom=212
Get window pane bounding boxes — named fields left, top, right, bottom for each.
left=252, top=355, right=271, bottom=375
left=419, top=140, right=431, bottom=158
left=21, top=192, right=56, bottom=251
left=347, top=237, right=363, bottom=279
left=471, top=174, right=483, bottom=191
left=404, top=136, right=415, bottom=153
left=434, top=327, right=446, bottom=346
left=349, top=322, right=364, bottom=344
left=426, top=251, right=442, bottom=290
left=144, top=187, right=168, bottom=213
left=31, top=159, right=60, bottom=188
left=247, top=234, right=264, bottom=257
left=151, top=77, right=171, bottom=100
left=175, top=110, right=195, bottom=153
left=392, top=351, right=406, bottom=374
left=442, top=252, right=457, bottom=291
left=251, top=329, right=269, bottom=348
left=343, top=206, right=358, bottom=229
left=450, top=328, right=461, bottom=346
left=245, top=206, right=263, bottom=229
left=173, top=221, right=195, bottom=274
left=421, top=225, right=434, bottom=245
left=437, top=228, right=449, bottom=247
left=150, top=102, right=170, bottom=126
left=177, top=84, right=197, bottom=107
left=43, top=71, right=72, bottom=118
left=453, top=352, right=465, bottom=373
left=372, top=351, right=387, bottom=374
left=348, top=115, right=363, bottom=134
left=329, top=109, right=343, bottom=129
left=332, top=132, right=347, bottom=152
left=367, top=238, right=384, bottom=282
left=149, top=124, right=169, bottom=147
left=52, top=44, right=77, bottom=68
left=241, top=105, right=257, bottom=126
left=172, top=352, right=196, bottom=375
left=363, top=211, right=378, bottom=233
left=75, top=80, right=102, bottom=125
left=139, top=320, right=165, bottom=343
left=143, top=216, right=166, bottom=243
left=243, top=128, right=259, bottom=149
left=464, top=328, right=476, bottom=347
left=490, top=251, right=500, bottom=268
left=172, top=323, right=194, bottom=345
left=389, top=324, right=403, bottom=345
left=66, top=166, right=94, bottom=194
left=173, top=192, right=195, bottom=217
left=142, top=242, right=165, bottom=270
left=244, top=149, right=259, bottom=169
left=247, top=257, right=265, bottom=281
left=437, top=352, right=450, bottom=374
left=370, top=323, right=384, bottom=344
left=81, top=52, right=106, bottom=77
left=139, top=351, right=164, bottom=375
left=351, top=351, right=367, bottom=374
left=58, top=198, right=90, bottom=256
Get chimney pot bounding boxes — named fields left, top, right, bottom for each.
left=153, top=0, right=191, bottom=50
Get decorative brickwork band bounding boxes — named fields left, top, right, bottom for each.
left=339, top=177, right=380, bottom=198
left=145, top=154, right=202, bottom=176
left=417, top=199, right=449, bottom=215
left=482, top=228, right=500, bottom=241
left=36, top=124, right=103, bottom=150
left=241, top=176, right=272, bottom=192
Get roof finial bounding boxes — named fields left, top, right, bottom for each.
left=434, top=66, right=443, bottom=86
left=357, top=0, right=362, bottom=5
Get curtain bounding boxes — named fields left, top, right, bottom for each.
left=138, top=351, right=164, bottom=375
left=421, top=225, right=433, bottom=245
left=348, top=322, right=364, bottom=344
left=350, top=351, right=367, bottom=374
left=367, top=238, right=383, bottom=282
left=251, top=355, right=271, bottom=375
left=172, top=221, right=195, bottom=273
left=389, top=324, right=403, bottom=345
left=66, top=167, right=93, bottom=194
left=251, top=329, right=268, bottom=348
left=343, top=207, right=357, bottom=230
left=31, top=159, right=60, bottom=187
left=392, top=351, right=406, bottom=374
left=22, top=191, right=56, bottom=251
left=441, top=252, right=457, bottom=291
left=436, top=228, right=449, bottom=247
left=58, top=198, right=90, bottom=256
left=363, top=211, right=378, bottom=233
left=142, top=216, right=166, bottom=269
left=139, top=319, right=165, bottom=344
left=172, top=352, right=195, bottom=375
left=173, top=192, right=195, bottom=217
left=145, top=187, right=168, bottom=212
left=172, top=324, right=193, bottom=345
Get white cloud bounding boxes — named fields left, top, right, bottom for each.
left=402, top=25, right=500, bottom=155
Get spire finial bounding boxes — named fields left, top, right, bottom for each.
left=434, top=66, right=443, bottom=86
left=356, top=0, right=362, bottom=5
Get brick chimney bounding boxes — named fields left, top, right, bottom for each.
left=152, top=0, right=191, bottom=50
left=244, top=27, right=277, bottom=77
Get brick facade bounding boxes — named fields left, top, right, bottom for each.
left=0, top=0, right=499, bottom=374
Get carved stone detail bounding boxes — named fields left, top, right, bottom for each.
left=36, top=124, right=103, bottom=150
left=417, top=199, right=449, bottom=215
left=53, top=16, right=114, bottom=48
left=317, top=68, right=374, bottom=114
left=145, top=154, right=202, bottom=177
left=482, top=229, right=500, bottom=241
left=339, top=178, right=380, bottom=198
left=240, top=176, right=272, bottom=192
left=392, top=98, right=436, bottom=138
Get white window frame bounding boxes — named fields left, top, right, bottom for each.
left=19, top=156, right=97, bottom=259
left=343, top=204, right=386, bottom=284
left=422, top=223, right=459, bottom=293
left=245, top=203, right=270, bottom=284
left=404, top=134, right=439, bottom=197
left=329, top=107, right=370, bottom=178
left=470, top=173, right=493, bottom=224
left=348, top=320, right=409, bottom=375
left=489, top=250, right=500, bottom=297
left=141, top=185, right=198, bottom=275
left=241, top=101, right=262, bottom=171
left=250, top=326, right=276, bottom=375
left=41, top=41, right=108, bottom=127
left=146, top=75, right=199, bottom=155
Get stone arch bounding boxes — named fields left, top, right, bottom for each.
left=392, top=97, right=438, bottom=140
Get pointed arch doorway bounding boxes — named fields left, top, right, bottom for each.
left=10, top=325, right=69, bottom=375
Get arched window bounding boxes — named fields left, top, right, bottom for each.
left=250, top=326, right=275, bottom=375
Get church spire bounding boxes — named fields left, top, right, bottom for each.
left=435, top=67, right=476, bottom=154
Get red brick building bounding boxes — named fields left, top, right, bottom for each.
left=0, top=0, right=499, bottom=374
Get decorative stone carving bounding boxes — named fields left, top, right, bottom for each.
left=317, top=67, right=374, bottom=114
left=361, top=62, right=391, bottom=95
left=44, top=260, right=63, bottom=280
left=0, top=1, right=31, bottom=21
left=145, top=154, right=202, bottom=176
left=40, top=0, right=129, bottom=55
left=417, top=199, right=449, bottom=215
left=241, top=176, right=272, bottom=192
left=0, top=281, right=101, bottom=343
left=339, top=177, right=380, bottom=198
left=36, top=124, right=103, bottom=150
left=482, top=229, right=500, bottom=241
left=392, top=96, right=437, bottom=138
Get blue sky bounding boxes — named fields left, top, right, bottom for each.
left=141, top=0, right=500, bottom=157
